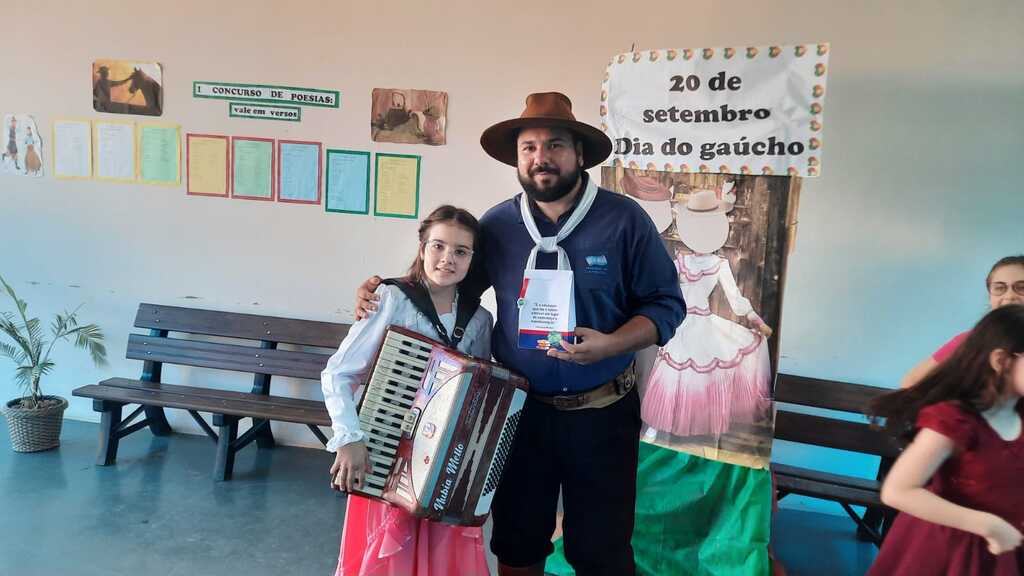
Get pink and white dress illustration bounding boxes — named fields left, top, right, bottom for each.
left=640, top=188, right=772, bottom=438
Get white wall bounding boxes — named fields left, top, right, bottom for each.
left=3, top=0, right=1022, bottom=513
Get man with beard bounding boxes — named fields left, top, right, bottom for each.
left=354, top=92, right=685, bottom=576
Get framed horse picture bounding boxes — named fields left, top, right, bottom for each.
left=92, top=60, right=164, bottom=116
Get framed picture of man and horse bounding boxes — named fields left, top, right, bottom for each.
left=92, top=60, right=163, bottom=116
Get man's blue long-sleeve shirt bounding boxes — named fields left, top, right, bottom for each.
left=466, top=175, right=686, bottom=395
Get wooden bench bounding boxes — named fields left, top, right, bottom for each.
left=72, top=303, right=349, bottom=481
left=771, top=373, right=903, bottom=546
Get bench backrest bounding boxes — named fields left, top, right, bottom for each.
left=128, top=303, right=350, bottom=381
left=774, top=373, right=902, bottom=459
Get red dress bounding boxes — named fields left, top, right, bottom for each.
left=868, top=400, right=1024, bottom=575
left=334, top=495, right=489, bottom=576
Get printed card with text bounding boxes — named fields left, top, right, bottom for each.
left=517, top=269, right=576, bottom=351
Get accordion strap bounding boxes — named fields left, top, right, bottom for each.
left=381, top=278, right=479, bottom=348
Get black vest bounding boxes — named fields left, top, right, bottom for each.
left=380, top=278, right=480, bottom=349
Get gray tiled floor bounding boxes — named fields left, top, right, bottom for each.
left=1, top=419, right=345, bottom=576
left=772, top=508, right=878, bottom=576
left=1, top=419, right=875, bottom=576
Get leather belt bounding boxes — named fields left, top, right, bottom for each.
left=531, top=362, right=636, bottom=411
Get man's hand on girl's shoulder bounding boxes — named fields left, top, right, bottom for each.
left=354, top=276, right=383, bottom=321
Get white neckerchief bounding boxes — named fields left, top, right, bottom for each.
left=519, top=176, right=598, bottom=271
left=423, top=279, right=459, bottom=332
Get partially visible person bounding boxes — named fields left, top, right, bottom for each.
left=866, top=305, right=1024, bottom=575
left=900, top=255, right=1024, bottom=388
left=322, top=205, right=493, bottom=576
left=858, top=256, right=1024, bottom=542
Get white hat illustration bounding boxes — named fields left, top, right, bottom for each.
left=676, top=189, right=734, bottom=254
left=680, top=189, right=734, bottom=215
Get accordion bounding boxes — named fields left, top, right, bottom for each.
left=353, top=325, right=529, bottom=526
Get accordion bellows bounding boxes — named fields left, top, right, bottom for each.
left=353, top=325, right=529, bottom=526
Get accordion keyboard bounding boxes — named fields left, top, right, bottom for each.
left=356, top=330, right=433, bottom=497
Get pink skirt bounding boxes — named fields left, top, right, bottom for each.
left=641, top=337, right=770, bottom=437
left=334, top=495, right=490, bottom=576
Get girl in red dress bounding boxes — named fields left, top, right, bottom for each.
left=867, top=304, right=1024, bottom=575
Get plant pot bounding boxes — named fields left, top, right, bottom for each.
left=3, top=395, right=68, bottom=452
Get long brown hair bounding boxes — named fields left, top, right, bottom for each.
left=403, top=205, right=480, bottom=285
left=868, top=304, right=1024, bottom=440
left=986, top=255, right=1024, bottom=288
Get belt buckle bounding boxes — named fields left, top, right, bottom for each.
left=551, top=394, right=584, bottom=410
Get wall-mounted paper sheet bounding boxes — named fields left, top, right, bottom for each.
left=278, top=140, right=321, bottom=204
left=138, top=123, right=180, bottom=185
left=232, top=137, right=274, bottom=200
left=187, top=134, right=229, bottom=196
left=325, top=149, right=370, bottom=214
left=374, top=153, right=419, bottom=219
left=53, top=119, right=92, bottom=179
left=94, top=121, right=136, bottom=182
left=2, top=114, right=44, bottom=177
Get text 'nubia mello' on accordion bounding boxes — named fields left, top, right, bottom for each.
left=352, top=325, right=529, bottom=527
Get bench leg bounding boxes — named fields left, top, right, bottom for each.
left=213, top=414, right=240, bottom=481
left=841, top=502, right=884, bottom=547
left=880, top=508, right=897, bottom=541
left=858, top=456, right=895, bottom=542
left=144, top=406, right=173, bottom=436
left=94, top=400, right=124, bottom=466
left=858, top=508, right=885, bottom=542
left=253, top=418, right=276, bottom=449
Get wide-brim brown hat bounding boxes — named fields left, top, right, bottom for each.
left=480, top=92, right=612, bottom=170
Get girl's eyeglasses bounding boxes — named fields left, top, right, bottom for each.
left=989, top=281, right=1024, bottom=297
left=425, top=240, right=473, bottom=261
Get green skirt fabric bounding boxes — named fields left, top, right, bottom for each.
left=545, top=442, right=772, bottom=576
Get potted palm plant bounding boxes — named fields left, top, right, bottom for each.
left=0, top=276, right=107, bottom=452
